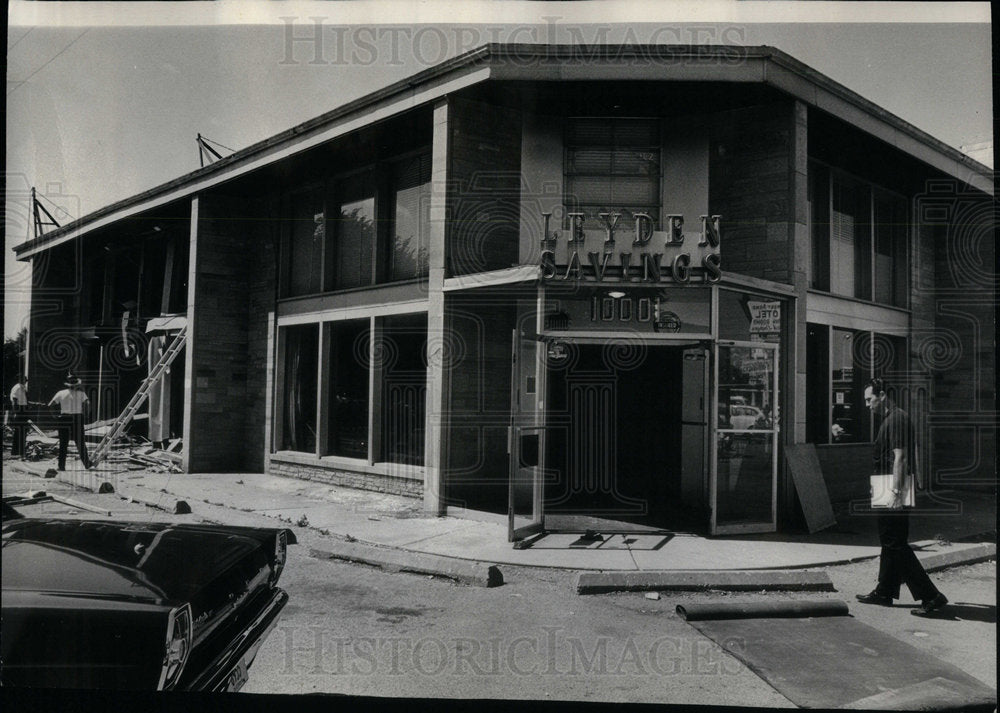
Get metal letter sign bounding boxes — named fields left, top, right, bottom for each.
left=540, top=210, right=722, bottom=284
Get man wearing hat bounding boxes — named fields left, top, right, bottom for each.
left=48, top=374, right=92, bottom=470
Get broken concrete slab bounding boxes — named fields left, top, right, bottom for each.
left=576, top=570, right=835, bottom=595
left=309, top=541, right=504, bottom=588
left=920, top=543, right=996, bottom=573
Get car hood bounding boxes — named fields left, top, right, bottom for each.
left=2, top=518, right=266, bottom=605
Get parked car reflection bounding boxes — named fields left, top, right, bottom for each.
left=720, top=404, right=773, bottom=430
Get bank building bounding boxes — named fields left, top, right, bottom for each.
left=15, top=45, right=994, bottom=539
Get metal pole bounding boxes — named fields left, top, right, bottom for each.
left=97, top=344, right=104, bottom=423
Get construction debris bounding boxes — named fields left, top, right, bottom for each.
left=49, top=494, right=112, bottom=517
left=6, top=430, right=183, bottom=474
left=126, top=446, right=183, bottom=473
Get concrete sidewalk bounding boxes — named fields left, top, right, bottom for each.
left=5, top=455, right=994, bottom=584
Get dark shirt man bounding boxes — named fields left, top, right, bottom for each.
left=855, top=378, right=947, bottom=616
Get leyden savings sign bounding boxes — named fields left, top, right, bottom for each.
left=540, top=213, right=722, bottom=284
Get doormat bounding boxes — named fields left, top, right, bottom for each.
left=516, top=531, right=674, bottom=550
left=676, top=599, right=997, bottom=710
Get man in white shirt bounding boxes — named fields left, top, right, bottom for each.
left=9, top=375, right=28, bottom=456
left=48, top=374, right=91, bottom=470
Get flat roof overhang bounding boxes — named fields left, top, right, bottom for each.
left=15, top=44, right=993, bottom=260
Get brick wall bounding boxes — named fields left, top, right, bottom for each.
left=244, top=202, right=278, bottom=472
left=186, top=195, right=265, bottom=472
left=447, top=97, right=522, bottom=276
left=709, top=102, right=795, bottom=284
left=270, top=459, right=422, bottom=498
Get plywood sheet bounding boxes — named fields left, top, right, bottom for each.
left=785, top=443, right=837, bottom=533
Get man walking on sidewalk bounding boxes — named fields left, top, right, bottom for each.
left=48, top=374, right=92, bottom=470
left=855, top=377, right=948, bottom=617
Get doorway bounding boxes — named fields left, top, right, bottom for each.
left=542, top=341, right=708, bottom=531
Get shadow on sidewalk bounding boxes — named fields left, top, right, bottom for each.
left=724, top=489, right=997, bottom=546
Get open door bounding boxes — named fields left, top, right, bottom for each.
left=680, top=343, right=710, bottom=509
left=711, top=340, right=779, bottom=535
left=508, top=329, right=545, bottom=541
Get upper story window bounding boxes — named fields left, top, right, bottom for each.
left=280, top=150, right=430, bottom=298
left=387, top=153, right=431, bottom=281
left=808, top=162, right=908, bottom=308
left=286, top=186, right=325, bottom=297
left=327, top=172, right=376, bottom=291
left=564, top=118, right=661, bottom=229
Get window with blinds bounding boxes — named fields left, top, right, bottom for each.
left=564, top=118, right=661, bottom=228
left=809, top=162, right=907, bottom=308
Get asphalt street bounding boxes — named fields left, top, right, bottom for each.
left=2, top=464, right=995, bottom=705
left=237, top=542, right=995, bottom=703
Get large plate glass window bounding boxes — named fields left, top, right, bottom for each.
left=281, top=324, right=318, bottom=452
left=805, top=324, right=908, bottom=444
left=830, top=327, right=866, bottom=443
left=326, top=319, right=370, bottom=459
left=378, top=314, right=427, bottom=466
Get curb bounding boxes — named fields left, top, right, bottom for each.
left=8, top=460, right=993, bottom=585
left=576, top=570, right=835, bottom=595
left=309, top=543, right=504, bottom=588
left=920, top=543, right=996, bottom=573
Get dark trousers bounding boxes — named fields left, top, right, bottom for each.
left=876, top=510, right=939, bottom=601
left=57, top=414, right=90, bottom=469
left=9, top=407, right=27, bottom=456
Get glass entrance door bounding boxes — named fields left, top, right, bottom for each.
left=508, top=329, right=545, bottom=541
left=711, top=340, right=779, bottom=534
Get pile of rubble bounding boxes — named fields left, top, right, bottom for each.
left=4, top=422, right=182, bottom=473
left=117, top=439, right=183, bottom=473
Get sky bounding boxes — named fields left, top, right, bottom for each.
left=4, top=0, right=994, bottom=339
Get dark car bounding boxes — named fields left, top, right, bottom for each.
left=1, top=502, right=293, bottom=691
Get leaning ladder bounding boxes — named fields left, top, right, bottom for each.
left=90, top=325, right=188, bottom=466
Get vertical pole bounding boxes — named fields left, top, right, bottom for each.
left=31, top=187, right=39, bottom=240
left=96, top=345, right=104, bottom=423
left=182, top=196, right=199, bottom=473
left=422, top=99, right=450, bottom=515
